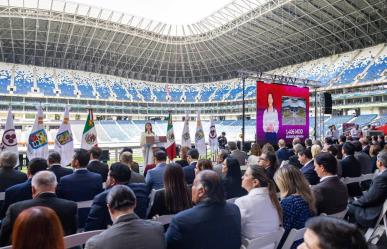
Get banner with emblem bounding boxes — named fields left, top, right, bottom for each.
left=27, top=106, right=49, bottom=160
left=81, top=109, right=98, bottom=150
left=1, top=108, right=19, bottom=166
left=54, top=107, right=74, bottom=166
left=195, top=111, right=206, bottom=156
left=181, top=112, right=191, bottom=148
left=208, top=118, right=218, bottom=153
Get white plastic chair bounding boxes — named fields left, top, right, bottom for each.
left=0, top=192, right=5, bottom=201
left=280, top=227, right=306, bottom=249
left=241, top=228, right=285, bottom=249
left=365, top=199, right=387, bottom=244
left=145, top=188, right=164, bottom=218
left=64, top=230, right=104, bottom=248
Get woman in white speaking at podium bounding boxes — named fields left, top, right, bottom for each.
left=140, top=121, right=156, bottom=166
left=263, top=93, right=279, bottom=145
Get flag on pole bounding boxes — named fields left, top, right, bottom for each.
left=27, top=106, right=49, bottom=160
left=181, top=112, right=191, bottom=147
left=165, top=112, right=176, bottom=160
left=81, top=109, right=98, bottom=150
left=195, top=111, right=206, bottom=155
left=54, top=107, right=74, bottom=167
left=208, top=118, right=218, bottom=153
left=1, top=108, right=19, bottom=165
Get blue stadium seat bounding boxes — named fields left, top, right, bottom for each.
left=14, top=69, right=33, bottom=94
left=37, top=73, right=56, bottom=96
left=111, top=82, right=129, bottom=100
left=0, top=68, right=11, bottom=93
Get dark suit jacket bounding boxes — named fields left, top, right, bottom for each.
left=265, top=166, right=277, bottom=180
left=0, top=179, right=32, bottom=219
left=165, top=201, right=241, bottom=249
left=288, top=155, right=303, bottom=169
left=276, top=148, right=294, bottom=164
left=183, top=162, right=196, bottom=185
left=0, top=168, right=27, bottom=192
left=57, top=169, right=103, bottom=227
left=231, top=150, right=246, bottom=166
left=84, top=183, right=149, bottom=231
left=87, top=160, right=109, bottom=182
left=362, top=145, right=370, bottom=156
left=48, top=164, right=73, bottom=182
left=147, top=189, right=191, bottom=219
left=349, top=170, right=387, bottom=227
left=0, top=192, right=77, bottom=246
left=129, top=171, right=145, bottom=184
left=175, top=159, right=189, bottom=167
left=300, top=161, right=320, bottom=185
left=355, top=152, right=372, bottom=174
left=312, top=176, right=348, bottom=214
left=340, top=155, right=362, bottom=197
left=85, top=213, right=165, bottom=249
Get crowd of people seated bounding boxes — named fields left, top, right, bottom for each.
left=0, top=132, right=386, bottom=249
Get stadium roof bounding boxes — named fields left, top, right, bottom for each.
left=0, top=0, right=386, bottom=83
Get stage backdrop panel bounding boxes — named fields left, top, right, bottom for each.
left=256, top=81, right=309, bottom=145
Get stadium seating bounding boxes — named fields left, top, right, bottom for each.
left=36, top=67, right=56, bottom=96
left=0, top=63, right=12, bottom=94
left=14, top=65, right=33, bottom=95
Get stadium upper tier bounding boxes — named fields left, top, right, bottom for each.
left=0, top=44, right=386, bottom=103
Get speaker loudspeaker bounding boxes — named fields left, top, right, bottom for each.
left=322, top=92, right=332, bottom=114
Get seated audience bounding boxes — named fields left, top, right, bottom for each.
left=340, top=142, right=362, bottom=197
left=222, top=157, right=247, bottom=199
left=360, top=137, right=370, bottom=155
left=258, top=152, right=278, bottom=180
left=276, top=139, right=293, bottom=165
left=353, top=140, right=372, bottom=174
left=194, top=159, right=213, bottom=175
left=298, top=148, right=320, bottom=185
left=146, top=150, right=168, bottom=190
left=183, top=148, right=199, bottom=185
left=292, top=137, right=302, bottom=147
left=312, top=140, right=323, bottom=149
left=165, top=170, right=241, bottom=249
left=87, top=146, right=109, bottom=182
left=47, top=151, right=72, bottom=182
left=312, top=152, right=348, bottom=215
left=0, top=151, right=27, bottom=192
left=0, top=158, right=47, bottom=219
left=175, top=146, right=189, bottom=167
left=120, top=151, right=145, bottom=183
left=247, top=143, right=261, bottom=166
left=369, top=144, right=381, bottom=172
left=378, top=135, right=385, bottom=148
left=85, top=163, right=148, bottom=231
left=235, top=165, right=282, bottom=240
left=288, top=143, right=304, bottom=169
left=229, top=141, right=247, bottom=166
left=0, top=171, right=77, bottom=246
left=274, top=165, right=316, bottom=249
left=339, top=135, right=347, bottom=145
left=298, top=216, right=368, bottom=249
left=311, top=144, right=321, bottom=158
left=85, top=185, right=165, bottom=249
left=120, top=147, right=140, bottom=173
left=304, top=138, right=312, bottom=149
left=11, top=206, right=65, bottom=249
left=213, top=150, right=229, bottom=175
left=348, top=150, right=387, bottom=228
left=148, top=163, right=192, bottom=218
left=262, top=143, right=275, bottom=154
left=57, top=149, right=103, bottom=228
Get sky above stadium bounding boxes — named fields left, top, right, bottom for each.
left=72, top=0, right=233, bottom=24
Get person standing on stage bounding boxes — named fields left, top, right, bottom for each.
left=140, top=121, right=156, bottom=167
left=262, top=93, right=279, bottom=145
left=218, top=132, right=228, bottom=150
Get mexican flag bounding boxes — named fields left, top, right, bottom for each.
left=165, top=112, right=176, bottom=160
left=81, top=109, right=98, bottom=150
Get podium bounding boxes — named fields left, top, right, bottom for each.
left=143, top=136, right=167, bottom=166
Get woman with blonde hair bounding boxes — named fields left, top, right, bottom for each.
left=311, top=144, right=322, bottom=159
left=247, top=143, right=261, bottom=165
left=274, top=165, right=316, bottom=249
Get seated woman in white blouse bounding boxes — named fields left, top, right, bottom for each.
left=235, top=165, right=282, bottom=243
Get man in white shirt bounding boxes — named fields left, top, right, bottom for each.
left=350, top=124, right=361, bottom=140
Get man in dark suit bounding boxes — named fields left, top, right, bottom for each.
left=0, top=151, right=27, bottom=192
left=298, top=148, right=320, bottom=185
left=276, top=139, right=294, bottom=164
left=87, top=146, right=109, bottom=182
left=258, top=152, right=278, bottom=180
left=183, top=148, right=199, bottom=185
left=0, top=171, right=77, bottom=246
left=120, top=151, right=145, bottom=184
left=0, top=158, right=47, bottom=219
left=120, top=147, right=140, bottom=173
left=288, top=143, right=304, bottom=169
left=228, top=141, right=246, bottom=166
left=360, top=138, right=370, bottom=155
left=348, top=151, right=387, bottom=228
left=47, top=151, right=73, bottom=181
left=57, top=148, right=103, bottom=227
left=85, top=163, right=149, bottom=231
left=166, top=170, right=241, bottom=249
left=352, top=141, right=372, bottom=174
left=312, top=152, right=348, bottom=215
left=85, top=185, right=164, bottom=249
left=145, top=150, right=168, bottom=190
left=340, top=142, right=362, bottom=197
